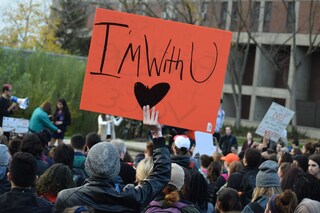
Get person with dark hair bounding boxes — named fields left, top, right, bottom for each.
left=225, top=161, right=244, bottom=192
left=36, top=163, right=75, bottom=203
left=265, top=190, right=298, bottom=213
left=8, top=138, right=22, bottom=156
left=207, top=161, right=227, bottom=205
left=29, top=101, right=61, bottom=135
left=0, top=84, right=17, bottom=140
left=184, top=170, right=213, bottom=212
left=308, top=154, right=320, bottom=179
left=50, top=99, right=71, bottom=146
left=37, top=130, right=54, bottom=166
left=215, top=188, right=242, bottom=213
left=219, top=127, right=238, bottom=156
left=55, top=106, right=171, bottom=212
left=111, top=139, right=136, bottom=185
left=70, top=134, right=86, bottom=170
left=20, top=133, right=49, bottom=176
left=84, top=132, right=101, bottom=153
left=293, top=154, right=309, bottom=172
left=278, top=152, right=293, bottom=165
left=53, top=144, right=85, bottom=186
left=291, top=147, right=302, bottom=156
left=0, top=152, right=52, bottom=212
left=0, top=144, right=10, bottom=195
left=227, top=148, right=262, bottom=207
left=145, top=163, right=200, bottom=213
left=200, top=154, right=213, bottom=176
left=241, top=132, right=254, bottom=153
left=278, top=162, right=293, bottom=182
left=302, top=142, right=315, bottom=155
left=280, top=166, right=304, bottom=192
left=280, top=166, right=320, bottom=202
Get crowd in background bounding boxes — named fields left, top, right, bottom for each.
left=1, top=84, right=320, bottom=213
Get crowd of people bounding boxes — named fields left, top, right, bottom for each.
left=1, top=84, right=320, bottom=213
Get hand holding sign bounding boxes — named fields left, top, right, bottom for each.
left=255, top=102, right=294, bottom=142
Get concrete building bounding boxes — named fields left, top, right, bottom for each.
left=84, top=0, right=320, bottom=138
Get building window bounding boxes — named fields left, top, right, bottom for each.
left=263, top=1, right=272, bottom=32
left=230, top=2, right=238, bottom=31
left=286, top=2, right=295, bottom=33
left=251, top=2, right=261, bottom=32
left=219, top=2, right=228, bottom=29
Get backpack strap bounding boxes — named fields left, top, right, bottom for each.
left=147, top=200, right=188, bottom=209
left=173, top=202, right=188, bottom=209
left=248, top=202, right=264, bottom=212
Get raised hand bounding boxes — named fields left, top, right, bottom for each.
left=143, top=105, right=162, bottom=138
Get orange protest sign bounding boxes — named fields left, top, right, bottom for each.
left=80, top=8, right=232, bottom=133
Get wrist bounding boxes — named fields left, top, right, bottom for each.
left=151, top=129, right=162, bottom=138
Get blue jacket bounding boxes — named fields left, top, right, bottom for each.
left=29, top=107, right=58, bottom=133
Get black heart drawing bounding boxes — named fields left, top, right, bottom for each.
left=134, top=82, right=170, bottom=109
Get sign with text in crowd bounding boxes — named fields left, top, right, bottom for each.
left=2, top=117, right=29, bottom=134
left=255, top=102, right=295, bottom=142
left=193, top=131, right=216, bottom=156
left=80, top=8, right=232, bottom=133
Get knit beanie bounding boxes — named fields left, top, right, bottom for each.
left=294, top=198, right=320, bottom=213
left=85, top=142, right=120, bottom=179
left=256, top=160, right=280, bottom=187
left=0, top=144, right=9, bottom=166
left=168, top=163, right=185, bottom=190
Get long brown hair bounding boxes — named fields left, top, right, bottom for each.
left=40, top=101, right=52, bottom=115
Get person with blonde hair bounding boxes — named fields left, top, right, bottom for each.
left=136, top=158, right=153, bottom=185
left=242, top=160, right=281, bottom=212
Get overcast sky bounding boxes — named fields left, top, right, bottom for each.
left=0, top=0, right=51, bottom=31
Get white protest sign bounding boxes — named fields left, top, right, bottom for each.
left=193, top=131, right=216, bottom=156
left=255, top=102, right=294, bottom=142
left=2, top=117, right=29, bottom=134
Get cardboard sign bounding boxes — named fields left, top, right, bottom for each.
left=80, top=8, right=232, bottom=133
left=2, top=117, right=29, bottom=134
left=193, top=131, right=216, bottom=156
left=255, top=102, right=295, bottom=142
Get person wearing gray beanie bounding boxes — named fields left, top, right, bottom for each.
left=85, top=142, right=120, bottom=179
left=242, top=160, right=281, bottom=213
left=55, top=106, right=171, bottom=212
left=256, top=160, right=280, bottom=187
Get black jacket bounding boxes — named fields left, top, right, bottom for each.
left=0, top=188, right=53, bottom=213
left=227, top=166, right=259, bottom=207
left=54, top=137, right=171, bottom=213
left=219, top=134, right=238, bottom=156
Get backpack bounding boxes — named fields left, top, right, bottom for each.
left=145, top=201, right=200, bottom=213
left=239, top=171, right=258, bottom=207
left=248, top=201, right=264, bottom=212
